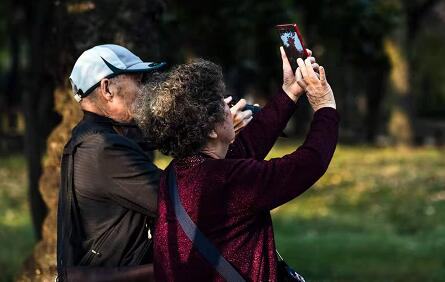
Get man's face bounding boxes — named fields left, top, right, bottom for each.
left=108, top=73, right=142, bottom=123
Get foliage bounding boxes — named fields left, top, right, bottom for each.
left=296, top=0, right=401, bottom=60
left=160, top=0, right=445, bottom=142
left=160, top=0, right=401, bottom=141
left=161, top=0, right=289, bottom=100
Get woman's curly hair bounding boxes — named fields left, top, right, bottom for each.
left=133, top=59, right=226, bottom=159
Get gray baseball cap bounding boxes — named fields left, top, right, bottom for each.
left=69, top=44, right=166, bottom=102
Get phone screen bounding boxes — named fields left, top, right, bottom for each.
left=276, top=24, right=308, bottom=72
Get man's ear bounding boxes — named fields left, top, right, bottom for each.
left=99, top=78, right=113, bottom=102
left=208, top=129, right=218, bottom=139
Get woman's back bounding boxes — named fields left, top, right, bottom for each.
left=154, top=155, right=278, bottom=281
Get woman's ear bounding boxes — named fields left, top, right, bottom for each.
left=99, top=78, right=113, bottom=102
left=208, top=129, right=218, bottom=139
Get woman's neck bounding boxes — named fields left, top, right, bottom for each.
left=200, top=140, right=229, bottom=159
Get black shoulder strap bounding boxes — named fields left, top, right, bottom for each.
left=167, top=166, right=245, bottom=282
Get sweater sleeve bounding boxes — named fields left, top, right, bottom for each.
left=223, top=108, right=340, bottom=211
left=226, top=89, right=297, bottom=160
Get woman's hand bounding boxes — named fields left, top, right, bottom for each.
left=281, top=47, right=319, bottom=102
left=296, top=58, right=336, bottom=112
left=225, top=96, right=253, bottom=135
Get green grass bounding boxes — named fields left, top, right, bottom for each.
left=268, top=141, right=445, bottom=281
left=0, top=155, right=35, bottom=282
left=1, top=144, right=445, bottom=281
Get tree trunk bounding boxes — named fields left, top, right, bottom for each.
left=386, top=0, right=441, bottom=146
left=364, top=66, right=388, bottom=143
left=23, top=0, right=55, bottom=241
left=385, top=34, right=414, bottom=146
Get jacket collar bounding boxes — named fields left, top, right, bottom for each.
left=82, top=110, right=115, bottom=124
left=82, top=111, right=138, bottom=128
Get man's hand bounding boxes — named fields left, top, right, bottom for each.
left=296, top=58, right=336, bottom=112
left=225, top=96, right=253, bottom=135
left=281, top=47, right=319, bottom=102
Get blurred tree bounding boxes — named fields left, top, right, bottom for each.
left=387, top=0, right=442, bottom=145
left=413, top=2, right=445, bottom=119
left=162, top=0, right=403, bottom=141
left=0, top=1, right=26, bottom=151
left=162, top=0, right=288, bottom=98
left=0, top=0, right=56, bottom=241
left=293, top=0, right=400, bottom=142
left=17, top=0, right=165, bottom=280
left=23, top=0, right=61, bottom=242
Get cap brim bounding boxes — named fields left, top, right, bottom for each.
left=126, top=62, right=167, bottom=72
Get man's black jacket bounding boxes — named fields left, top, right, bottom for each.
left=57, top=111, right=160, bottom=275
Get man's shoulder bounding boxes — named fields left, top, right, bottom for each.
left=70, top=119, right=141, bottom=152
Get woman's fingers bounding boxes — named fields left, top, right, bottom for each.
left=303, top=64, right=336, bottom=111
left=235, top=116, right=253, bottom=133
left=231, top=98, right=253, bottom=128
left=311, top=63, right=320, bottom=72
left=295, top=67, right=303, bottom=82
left=297, top=80, right=307, bottom=90
left=241, top=109, right=253, bottom=121
left=224, top=96, right=233, bottom=104
left=230, top=98, right=247, bottom=115
left=280, top=46, right=287, bottom=61
left=319, top=66, right=327, bottom=85
left=297, top=58, right=308, bottom=78
left=307, top=56, right=320, bottom=75
left=305, top=58, right=317, bottom=78
left=306, top=49, right=313, bottom=57
left=280, top=47, right=293, bottom=74
left=295, top=67, right=307, bottom=89
left=307, top=56, right=316, bottom=65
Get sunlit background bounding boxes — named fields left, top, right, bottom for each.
left=0, top=0, right=444, bottom=281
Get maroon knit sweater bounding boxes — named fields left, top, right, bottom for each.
left=154, top=89, right=340, bottom=281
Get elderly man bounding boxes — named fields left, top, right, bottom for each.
left=56, top=44, right=253, bottom=281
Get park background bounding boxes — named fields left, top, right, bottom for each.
left=0, top=0, right=444, bottom=281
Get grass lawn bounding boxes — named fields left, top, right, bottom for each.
left=0, top=156, right=35, bottom=282
left=0, top=142, right=444, bottom=281
left=267, top=141, right=445, bottom=282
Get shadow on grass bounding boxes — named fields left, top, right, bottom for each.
left=273, top=216, right=445, bottom=282
left=271, top=177, right=445, bottom=282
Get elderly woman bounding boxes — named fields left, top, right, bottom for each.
left=134, top=49, right=339, bottom=281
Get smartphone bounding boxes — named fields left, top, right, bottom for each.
left=275, top=24, right=309, bottom=73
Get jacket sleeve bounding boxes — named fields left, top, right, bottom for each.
left=223, top=108, right=340, bottom=211
left=98, top=135, right=160, bottom=217
left=226, top=89, right=297, bottom=160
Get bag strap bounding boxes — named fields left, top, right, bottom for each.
left=167, top=166, right=245, bottom=282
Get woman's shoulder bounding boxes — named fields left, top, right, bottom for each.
left=171, top=155, right=267, bottom=186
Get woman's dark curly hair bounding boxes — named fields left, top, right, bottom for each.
left=133, top=59, right=226, bottom=159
